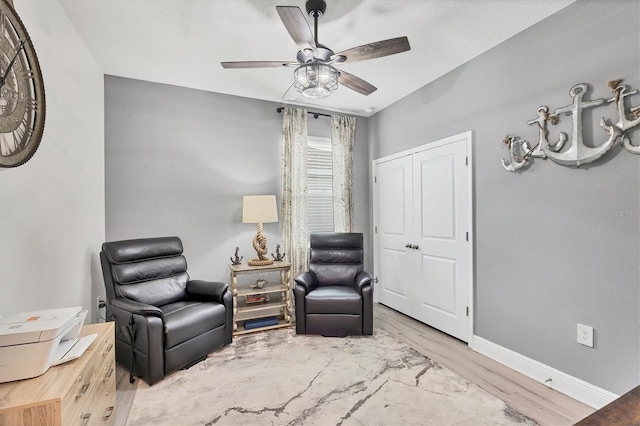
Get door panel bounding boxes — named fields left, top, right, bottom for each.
left=421, top=255, right=456, bottom=315
left=420, top=154, right=455, bottom=240
left=374, top=155, right=412, bottom=314
left=380, top=166, right=408, bottom=235
left=414, top=139, right=469, bottom=341
left=380, top=248, right=408, bottom=298
left=374, top=133, right=471, bottom=343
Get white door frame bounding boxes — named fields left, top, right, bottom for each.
left=372, top=130, right=474, bottom=343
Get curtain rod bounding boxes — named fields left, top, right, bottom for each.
left=276, top=107, right=331, bottom=119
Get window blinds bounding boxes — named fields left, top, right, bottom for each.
left=306, top=136, right=334, bottom=233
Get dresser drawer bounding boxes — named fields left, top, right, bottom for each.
left=61, top=326, right=116, bottom=426
left=87, top=372, right=117, bottom=425
left=96, top=334, right=115, bottom=364
left=0, top=323, right=115, bottom=426
left=61, top=355, right=98, bottom=425
left=73, top=372, right=116, bottom=426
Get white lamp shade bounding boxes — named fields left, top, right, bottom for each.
left=242, top=195, right=278, bottom=224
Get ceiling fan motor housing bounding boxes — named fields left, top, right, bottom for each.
left=297, top=44, right=334, bottom=63
left=306, top=0, right=326, bottom=17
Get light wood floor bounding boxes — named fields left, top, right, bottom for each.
left=374, top=304, right=595, bottom=425
left=115, top=362, right=137, bottom=426
left=114, top=304, right=595, bottom=425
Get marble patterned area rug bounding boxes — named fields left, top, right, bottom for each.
left=127, top=328, right=537, bottom=426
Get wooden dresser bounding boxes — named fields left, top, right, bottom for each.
left=575, top=385, right=640, bottom=425
left=0, top=322, right=116, bottom=426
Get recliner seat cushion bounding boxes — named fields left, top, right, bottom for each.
left=308, top=235, right=364, bottom=286
left=162, top=301, right=227, bottom=348
left=305, top=286, right=362, bottom=315
left=105, top=237, right=190, bottom=306
left=111, top=256, right=187, bottom=284
left=103, top=237, right=183, bottom=263
left=309, top=263, right=363, bottom=286
left=309, top=248, right=363, bottom=264
left=310, top=233, right=362, bottom=250
left=116, top=273, right=189, bottom=306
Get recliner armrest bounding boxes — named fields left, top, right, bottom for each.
left=186, top=280, right=229, bottom=303
left=111, top=298, right=164, bottom=319
left=294, top=271, right=317, bottom=293
left=108, top=298, right=164, bottom=348
left=355, top=271, right=372, bottom=292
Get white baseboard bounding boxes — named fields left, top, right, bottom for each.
left=470, top=335, right=619, bottom=409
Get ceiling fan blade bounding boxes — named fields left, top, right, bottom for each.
left=276, top=6, right=316, bottom=51
left=221, top=61, right=297, bottom=69
left=333, top=36, right=410, bottom=63
left=338, top=70, right=377, bottom=96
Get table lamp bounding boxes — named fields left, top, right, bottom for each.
left=242, top=195, right=278, bottom=266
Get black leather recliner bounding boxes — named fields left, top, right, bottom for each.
left=294, top=232, right=373, bottom=336
left=100, top=236, right=232, bottom=385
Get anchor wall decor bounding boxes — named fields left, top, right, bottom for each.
left=502, top=79, right=640, bottom=172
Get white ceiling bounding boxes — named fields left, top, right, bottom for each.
left=59, top=0, right=575, bottom=117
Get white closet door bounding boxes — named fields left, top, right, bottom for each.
left=413, top=138, right=469, bottom=341
left=374, top=155, right=413, bottom=315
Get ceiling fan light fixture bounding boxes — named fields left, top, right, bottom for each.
left=293, top=63, right=338, bottom=98
left=222, top=2, right=409, bottom=99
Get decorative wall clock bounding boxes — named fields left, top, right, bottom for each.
left=0, top=0, right=45, bottom=168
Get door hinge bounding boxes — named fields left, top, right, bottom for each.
left=466, top=231, right=469, bottom=241
left=375, top=226, right=378, bottom=234
left=466, top=306, right=469, bottom=316
left=374, top=176, right=377, bottom=183
left=465, top=156, right=468, bottom=166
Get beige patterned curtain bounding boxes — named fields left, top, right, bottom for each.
left=281, top=107, right=309, bottom=278
left=331, top=114, right=356, bottom=232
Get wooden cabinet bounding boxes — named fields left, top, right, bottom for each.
left=229, top=262, right=293, bottom=335
left=0, top=322, right=116, bottom=426
left=575, top=385, right=640, bottom=425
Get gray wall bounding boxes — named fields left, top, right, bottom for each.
left=104, top=76, right=371, bottom=284
left=0, top=0, right=105, bottom=321
left=369, top=0, right=639, bottom=395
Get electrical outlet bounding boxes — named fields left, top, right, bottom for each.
left=96, top=296, right=107, bottom=322
left=577, top=324, right=594, bottom=347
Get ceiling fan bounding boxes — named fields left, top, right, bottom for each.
left=221, top=0, right=410, bottom=99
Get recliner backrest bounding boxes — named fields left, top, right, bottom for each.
left=309, top=233, right=364, bottom=287
left=101, top=237, right=189, bottom=306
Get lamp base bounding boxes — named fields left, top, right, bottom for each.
left=248, top=258, right=274, bottom=266
left=249, top=222, right=274, bottom=266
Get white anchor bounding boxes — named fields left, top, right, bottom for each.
left=544, top=83, right=611, bottom=167
left=501, top=136, right=532, bottom=172
left=605, top=83, right=640, bottom=154
left=501, top=80, right=640, bottom=172
left=526, top=106, right=566, bottom=158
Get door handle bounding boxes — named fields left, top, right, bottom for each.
left=405, top=243, right=412, bottom=248
left=411, top=244, right=419, bottom=250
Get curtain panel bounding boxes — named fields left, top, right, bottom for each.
left=281, top=107, right=309, bottom=278
left=281, top=109, right=355, bottom=279
left=331, top=114, right=356, bottom=233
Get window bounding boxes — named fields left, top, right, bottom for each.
left=306, top=135, right=333, bottom=233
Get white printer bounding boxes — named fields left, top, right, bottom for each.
left=0, top=306, right=97, bottom=383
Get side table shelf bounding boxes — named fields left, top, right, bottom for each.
left=229, top=262, right=293, bottom=335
